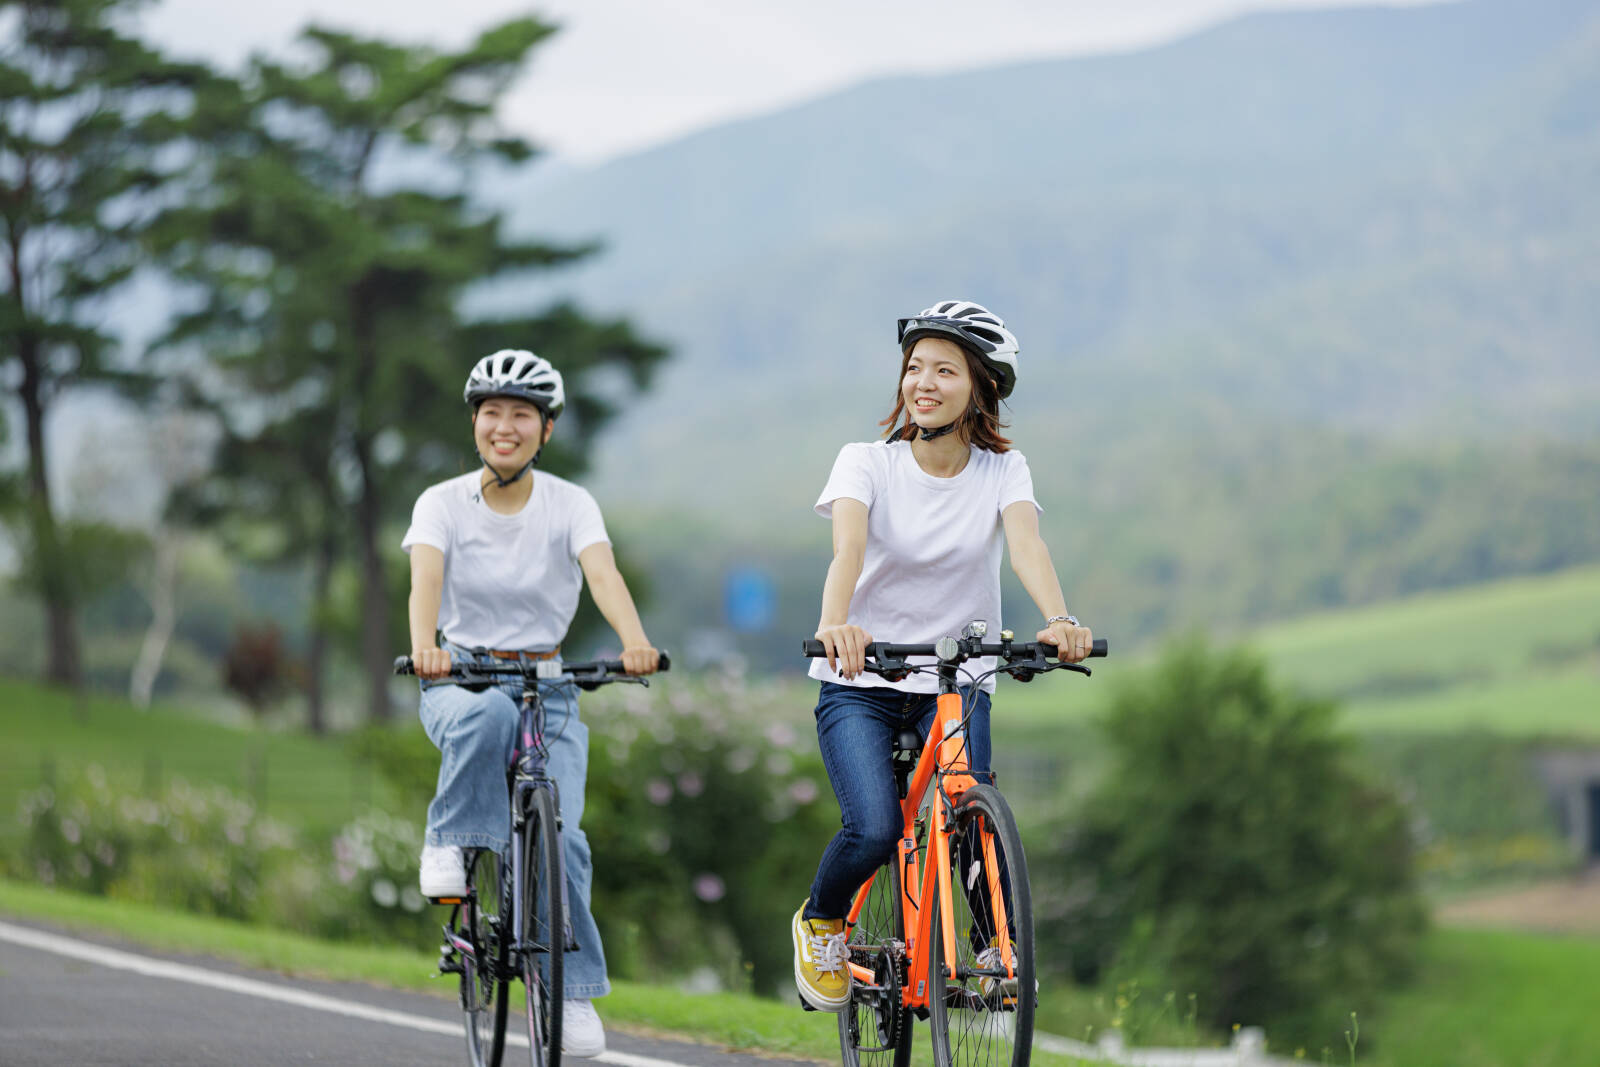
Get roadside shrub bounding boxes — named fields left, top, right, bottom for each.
left=262, top=809, right=434, bottom=948
left=15, top=764, right=295, bottom=920
left=1035, top=639, right=1426, bottom=1051
left=9, top=765, right=433, bottom=947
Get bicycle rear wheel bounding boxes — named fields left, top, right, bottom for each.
left=928, top=784, right=1035, bottom=1067
left=463, top=847, right=511, bottom=1067
left=839, top=847, right=914, bottom=1067
left=518, top=785, right=565, bottom=1067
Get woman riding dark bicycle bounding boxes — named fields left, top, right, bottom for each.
left=793, top=301, right=1093, bottom=1013
left=403, top=349, right=660, bottom=1057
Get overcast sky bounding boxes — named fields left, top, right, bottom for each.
left=143, top=0, right=1433, bottom=163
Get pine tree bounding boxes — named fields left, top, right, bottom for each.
left=152, top=20, right=666, bottom=726
left=1, top=0, right=203, bottom=686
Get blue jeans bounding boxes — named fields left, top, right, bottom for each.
left=804, top=682, right=992, bottom=921
left=418, top=642, right=610, bottom=999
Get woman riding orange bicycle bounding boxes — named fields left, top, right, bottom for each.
left=793, top=300, right=1093, bottom=1013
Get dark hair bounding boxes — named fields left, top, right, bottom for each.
left=879, top=345, right=1011, bottom=453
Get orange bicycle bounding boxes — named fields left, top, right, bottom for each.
left=803, top=623, right=1106, bottom=1067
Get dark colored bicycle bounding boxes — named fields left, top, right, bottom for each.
left=395, top=652, right=670, bottom=1067
left=802, top=622, right=1106, bottom=1067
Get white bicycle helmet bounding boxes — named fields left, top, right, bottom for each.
left=463, top=349, right=566, bottom=418
left=897, top=301, right=1020, bottom=399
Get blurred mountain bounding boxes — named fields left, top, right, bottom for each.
left=465, top=0, right=1600, bottom=655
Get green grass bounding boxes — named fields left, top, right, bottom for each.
left=0, top=677, right=400, bottom=840
left=1363, top=927, right=1600, bottom=1067
left=998, top=564, right=1600, bottom=738
left=0, top=878, right=1102, bottom=1065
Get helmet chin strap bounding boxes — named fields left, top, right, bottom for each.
left=480, top=453, right=538, bottom=487
left=917, top=421, right=958, bottom=442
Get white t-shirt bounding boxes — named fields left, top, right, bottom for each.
left=401, top=471, right=610, bottom=651
left=808, top=440, right=1040, bottom=694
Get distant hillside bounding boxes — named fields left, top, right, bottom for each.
left=488, top=0, right=1600, bottom=658
left=497, top=0, right=1599, bottom=447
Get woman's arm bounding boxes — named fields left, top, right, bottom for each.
left=816, top=498, right=872, bottom=679
left=408, top=545, right=452, bottom=680
left=578, top=542, right=660, bottom=675
left=1001, top=500, right=1093, bottom=663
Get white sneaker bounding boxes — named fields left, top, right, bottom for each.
left=418, top=845, right=466, bottom=898
left=562, top=998, right=606, bottom=1058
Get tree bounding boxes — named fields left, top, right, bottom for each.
left=1036, top=639, right=1425, bottom=1050
left=152, top=20, right=667, bottom=726
left=1, top=0, right=201, bottom=686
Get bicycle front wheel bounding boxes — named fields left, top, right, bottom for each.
left=519, top=785, right=565, bottom=1067
left=839, top=847, right=914, bottom=1067
left=928, top=784, right=1035, bottom=1067
left=464, top=847, right=511, bottom=1067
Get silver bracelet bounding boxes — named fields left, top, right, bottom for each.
left=1045, top=614, right=1079, bottom=626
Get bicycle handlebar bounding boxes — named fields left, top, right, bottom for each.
left=800, top=637, right=1107, bottom=662
left=393, top=652, right=671, bottom=688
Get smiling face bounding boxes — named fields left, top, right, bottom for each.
left=901, top=337, right=974, bottom=433
left=472, top=396, right=553, bottom=475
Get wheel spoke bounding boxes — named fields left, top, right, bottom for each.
left=928, top=785, right=1034, bottom=1067
left=521, top=788, right=564, bottom=1067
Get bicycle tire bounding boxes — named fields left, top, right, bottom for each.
left=839, top=843, right=915, bottom=1067
left=519, top=785, right=565, bottom=1067
left=463, top=847, right=511, bottom=1067
left=927, top=784, right=1035, bottom=1067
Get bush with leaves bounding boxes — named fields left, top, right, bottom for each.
left=14, top=764, right=295, bottom=921
left=1035, top=639, right=1425, bottom=1051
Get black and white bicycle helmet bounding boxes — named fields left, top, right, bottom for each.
left=463, top=349, right=566, bottom=418
left=897, top=301, right=1020, bottom=399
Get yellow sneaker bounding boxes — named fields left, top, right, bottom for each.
left=792, top=902, right=851, bottom=1012
left=975, top=936, right=1019, bottom=1002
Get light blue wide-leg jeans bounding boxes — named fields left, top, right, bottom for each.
left=418, top=645, right=610, bottom=999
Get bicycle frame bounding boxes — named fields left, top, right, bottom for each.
left=843, top=688, right=1015, bottom=1012
left=509, top=681, right=571, bottom=961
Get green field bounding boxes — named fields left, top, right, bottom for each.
left=1000, top=564, right=1600, bottom=738
left=1363, top=926, right=1600, bottom=1067
left=0, top=677, right=401, bottom=841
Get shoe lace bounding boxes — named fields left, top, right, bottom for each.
left=808, top=929, right=849, bottom=975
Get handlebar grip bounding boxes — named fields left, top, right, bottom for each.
left=801, top=639, right=824, bottom=657
left=656, top=652, right=673, bottom=672
left=1040, top=638, right=1109, bottom=659
left=393, top=656, right=415, bottom=675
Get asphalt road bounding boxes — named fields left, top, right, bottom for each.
left=0, top=919, right=820, bottom=1067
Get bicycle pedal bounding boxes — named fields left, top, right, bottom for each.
left=429, top=896, right=466, bottom=905
left=437, top=955, right=464, bottom=975
left=798, top=994, right=818, bottom=1013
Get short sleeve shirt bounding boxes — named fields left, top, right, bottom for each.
left=401, top=471, right=609, bottom=651
left=809, top=440, right=1039, bottom=693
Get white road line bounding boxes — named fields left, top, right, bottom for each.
left=0, top=920, right=694, bottom=1067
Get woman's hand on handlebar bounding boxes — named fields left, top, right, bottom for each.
left=1038, top=619, right=1094, bottom=664
left=815, top=623, right=872, bottom=680
left=620, top=645, right=661, bottom=676
left=412, top=645, right=453, bottom=680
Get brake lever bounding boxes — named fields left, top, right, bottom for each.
left=1049, top=661, right=1092, bottom=677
